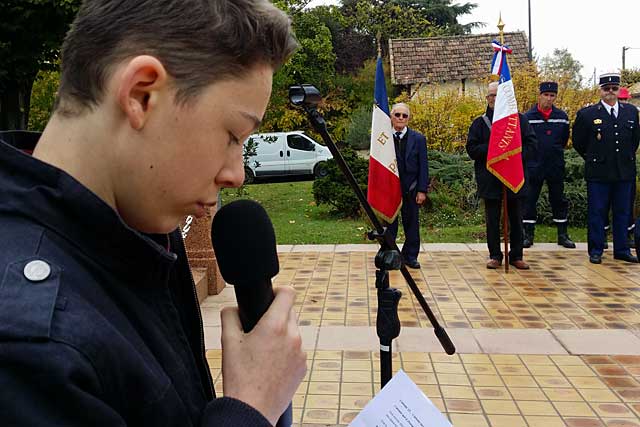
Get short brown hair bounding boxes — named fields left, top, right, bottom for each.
left=56, top=0, right=298, bottom=115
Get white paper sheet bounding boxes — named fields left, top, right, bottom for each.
left=349, top=370, right=452, bottom=427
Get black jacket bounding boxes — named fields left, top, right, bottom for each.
left=524, top=104, right=570, bottom=181
left=573, top=102, right=640, bottom=182
left=0, top=131, right=270, bottom=426
left=466, top=108, right=538, bottom=199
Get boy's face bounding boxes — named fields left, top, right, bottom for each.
left=114, top=64, right=272, bottom=234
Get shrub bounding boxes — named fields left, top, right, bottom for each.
left=28, top=68, right=59, bottom=131
left=344, top=104, right=372, bottom=150
left=401, top=90, right=485, bottom=153
left=420, top=150, right=481, bottom=227
left=312, top=145, right=369, bottom=217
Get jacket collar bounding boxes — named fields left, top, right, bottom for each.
left=0, top=131, right=177, bottom=284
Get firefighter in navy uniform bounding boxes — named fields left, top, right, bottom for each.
left=573, top=73, right=640, bottom=264
left=523, top=81, right=576, bottom=248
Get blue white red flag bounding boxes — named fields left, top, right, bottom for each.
left=367, top=57, right=402, bottom=223
left=486, top=40, right=524, bottom=193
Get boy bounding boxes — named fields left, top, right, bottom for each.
left=0, top=0, right=306, bottom=425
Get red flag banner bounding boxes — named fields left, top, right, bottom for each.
left=486, top=42, right=524, bottom=193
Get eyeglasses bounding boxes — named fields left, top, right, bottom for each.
left=487, top=94, right=497, bottom=98
left=393, top=113, right=409, bottom=118
left=602, top=86, right=619, bottom=92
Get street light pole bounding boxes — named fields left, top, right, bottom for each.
left=528, top=0, right=532, bottom=61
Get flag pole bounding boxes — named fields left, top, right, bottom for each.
left=498, top=15, right=510, bottom=273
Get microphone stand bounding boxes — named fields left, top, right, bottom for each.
left=289, top=85, right=455, bottom=388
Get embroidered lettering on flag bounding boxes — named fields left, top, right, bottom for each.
left=486, top=41, right=524, bottom=193
left=367, top=57, right=402, bottom=223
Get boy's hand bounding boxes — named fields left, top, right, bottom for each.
left=220, top=286, right=306, bottom=425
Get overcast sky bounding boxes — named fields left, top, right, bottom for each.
left=307, top=0, right=640, bottom=85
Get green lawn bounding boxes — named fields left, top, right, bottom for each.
left=220, top=180, right=587, bottom=245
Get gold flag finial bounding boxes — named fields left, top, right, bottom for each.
left=497, top=13, right=505, bottom=44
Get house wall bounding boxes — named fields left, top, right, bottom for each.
left=409, top=79, right=488, bottom=100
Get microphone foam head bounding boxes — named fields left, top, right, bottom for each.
left=211, top=199, right=279, bottom=285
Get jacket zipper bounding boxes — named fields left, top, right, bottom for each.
left=179, top=232, right=215, bottom=399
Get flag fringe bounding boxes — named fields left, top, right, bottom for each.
left=486, top=146, right=523, bottom=166
left=372, top=203, right=403, bottom=225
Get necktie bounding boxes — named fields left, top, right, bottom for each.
left=611, top=107, right=616, bottom=119
left=395, top=132, right=404, bottom=159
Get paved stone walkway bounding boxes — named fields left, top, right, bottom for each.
left=201, top=244, right=640, bottom=426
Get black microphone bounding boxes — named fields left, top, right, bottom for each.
left=211, top=199, right=292, bottom=427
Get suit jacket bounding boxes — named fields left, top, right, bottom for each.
left=466, top=108, right=538, bottom=200
left=396, top=127, right=429, bottom=194
left=573, top=102, right=640, bottom=182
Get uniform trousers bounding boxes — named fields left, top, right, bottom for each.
left=587, top=180, right=634, bottom=256
left=523, top=176, right=569, bottom=224
left=485, top=198, right=524, bottom=261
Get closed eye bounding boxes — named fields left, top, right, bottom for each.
left=228, top=133, right=240, bottom=146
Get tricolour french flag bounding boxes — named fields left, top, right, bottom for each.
left=486, top=41, right=524, bottom=193
left=367, top=57, right=402, bottom=223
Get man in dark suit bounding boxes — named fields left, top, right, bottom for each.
left=523, top=81, right=575, bottom=249
left=573, top=72, right=640, bottom=264
left=388, top=103, right=429, bottom=269
left=466, top=82, right=538, bottom=270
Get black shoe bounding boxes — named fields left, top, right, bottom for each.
left=589, top=254, right=602, bottom=264
left=627, top=236, right=635, bottom=249
left=558, top=235, right=576, bottom=249
left=405, top=259, right=421, bottom=269
left=604, top=241, right=609, bottom=249
left=522, top=237, right=533, bottom=248
left=613, top=253, right=639, bottom=263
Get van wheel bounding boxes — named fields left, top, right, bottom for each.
left=314, top=162, right=329, bottom=178
left=244, top=167, right=255, bottom=184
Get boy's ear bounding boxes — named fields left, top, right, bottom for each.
left=116, top=55, right=168, bottom=130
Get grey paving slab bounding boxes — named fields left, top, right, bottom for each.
left=472, top=329, right=567, bottom=354
left=316, top=326, right=378, bottom=351
left=422, top=243, right=471, bottom=252
left=204, top=326, right=221, bottom=349
left=334, top=244, right=379, bottom=252
left=276, top=244, right=293, bottom=252
left=524, top=242, right=588, bottom=251
left=205, top=326, right=319, bottom=351
left=395, top=327, right=481, bottom=353
left=290, top=244, right=336, bottom=252
left=553, top=329, right=640, bottom=355
left=466, top=243, right=489, bottom=252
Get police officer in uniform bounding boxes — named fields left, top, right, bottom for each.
left=523, top=81, right=575, bottom=248
left=573, top=73, right=640, bottom=264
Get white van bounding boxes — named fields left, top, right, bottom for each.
left=243, top=131, right=333, bottom=183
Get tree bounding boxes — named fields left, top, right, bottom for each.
left=393, top=0, right=482, bottom=35
left=262, top=9, right=338, bottom=133
left=347, top=0, right=432, bottom=55
left=0, top=0, right=80, bottom=130
left=539, top=48, right=584, bottom=89
left=309, top=5, right=375, bottom=74
left=622, top=68, right=640, bottom=87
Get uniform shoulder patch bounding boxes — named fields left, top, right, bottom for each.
left=0, top=258, right=61, bottom=340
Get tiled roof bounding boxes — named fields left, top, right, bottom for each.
left=389, top=32, right=530, bottom=85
